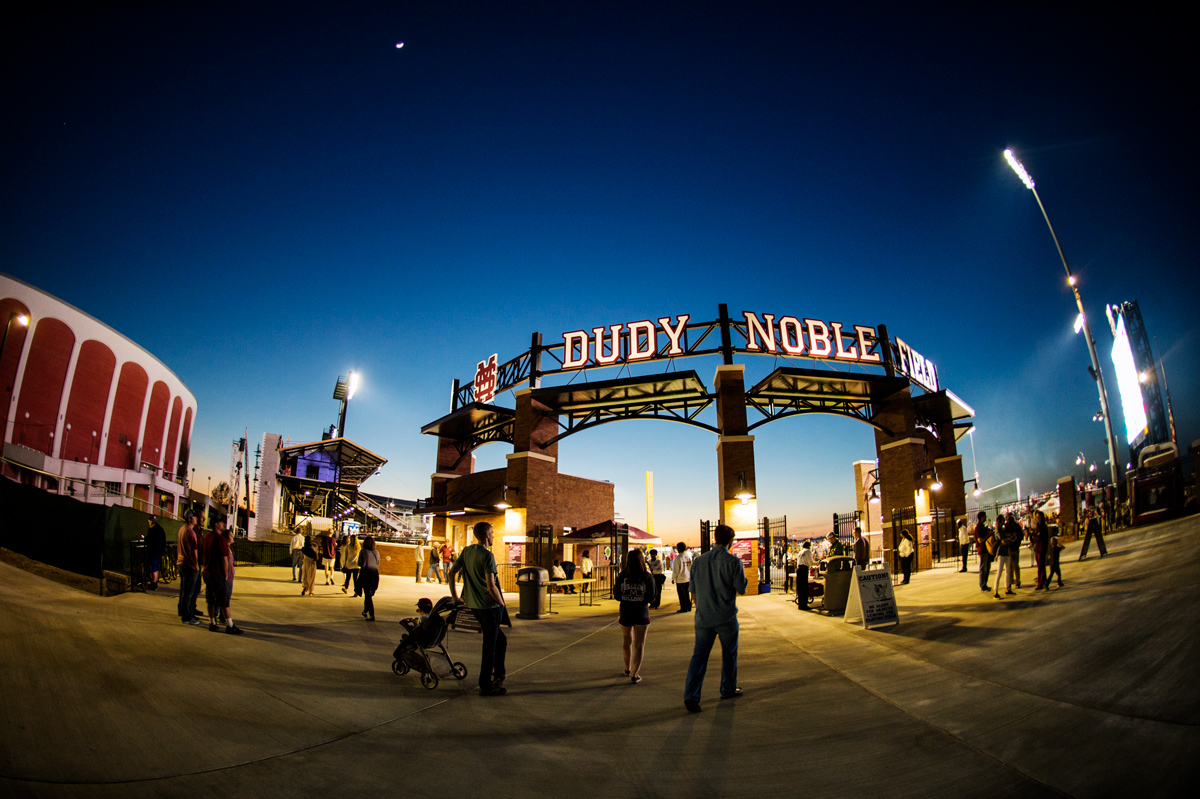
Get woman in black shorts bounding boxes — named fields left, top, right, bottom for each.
left=616, top=549, right=657, bottom=684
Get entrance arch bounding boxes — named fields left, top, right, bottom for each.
left=419, top=304, right=974, bottom=574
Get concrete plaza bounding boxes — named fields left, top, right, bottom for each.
left=2, top=514, right=1197, bottom=798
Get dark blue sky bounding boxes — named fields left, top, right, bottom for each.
left=4, top=2, right=1196, bottom=537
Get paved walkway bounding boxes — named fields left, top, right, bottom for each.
left=2, top=515, right=1198, bottom=798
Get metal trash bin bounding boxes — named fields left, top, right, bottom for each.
left=515, top=567, right=550, bottom=620
left=822, top=556, right=855, bottom=614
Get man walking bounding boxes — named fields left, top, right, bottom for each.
left=448, top=522, right=508, bottom=696
left=414, top=540, right=425, bottom=583
left=671, top=542, right=692, bottom=612
left=176, top=510, right=203, bottom=625
left=1079, top=508, right=1107, bottom=560
left=684, top=524, right=747, bottom=713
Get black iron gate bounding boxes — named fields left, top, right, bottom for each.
left=758, top=515, right=786, bottom=589
left=529, top=524, right=554, bottom=570
left=832, top=510, right=860, bottom=542
left=931, top=508, right=956, bottom=566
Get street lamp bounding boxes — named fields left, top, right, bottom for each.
left=1004, top=148, right=1122, bottom=497
left=333, top=370, right=361, bottom=438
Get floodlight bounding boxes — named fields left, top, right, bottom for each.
left=1074, top=313, right=1085, bottom=334
left=1003, top=148, right=1035, bottom=190
left=347, top=370, right=360, bottom=400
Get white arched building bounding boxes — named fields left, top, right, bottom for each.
left=1, top=273, right=196, bottom=516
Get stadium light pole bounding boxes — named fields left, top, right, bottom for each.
left=1004, top=148, right=1122, bottom=498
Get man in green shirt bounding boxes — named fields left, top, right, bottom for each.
left=448, top=522, right=508, bottom=696
left=826, top=531, right=846, bottom=558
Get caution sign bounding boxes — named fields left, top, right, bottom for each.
left=844, top=566, right=899, bottom=629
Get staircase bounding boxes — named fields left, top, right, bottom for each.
left=355, top=494, right=428, bottom=539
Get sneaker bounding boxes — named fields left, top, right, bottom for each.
left=184, top=618, right=202, bottom=625
left=225, top=625, right=245, bottom=635
left=208, top=623, right=220, bottom=632
left=631, top=675, right=642, bottom=684
left=684, top=699, right=701, bottom=713
left=721, top=688, right=743, bottom=699
left=480, top=685, right=507, bottom=696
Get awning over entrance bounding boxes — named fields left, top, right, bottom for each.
left=420, top=403, right=516, bottom=448
left=530, top=370, right=715, bottom=445
left=745, top=367, right=911, bottom=433
left=565, top=520, right=662, bottom=547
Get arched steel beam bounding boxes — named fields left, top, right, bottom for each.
left=542, top=415, right=719, bottom=447
left=746, top=408, right=894, bottom=437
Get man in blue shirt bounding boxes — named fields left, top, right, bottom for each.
left=684, top=524, right=748, bottom=712
left=449, top=522, right=509, bottom=696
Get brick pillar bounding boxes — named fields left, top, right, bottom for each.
left=873, top=387, right=926, bottom=567
left=506, top=389, right=560, bottom=536
left=714, top=365, right=757, bottom=531
left=1058, top=476, right=1078, bottom=541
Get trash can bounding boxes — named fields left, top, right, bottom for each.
left=516, top=567, right=550, bottom=620
left=822, top=556, right=855, bottom=614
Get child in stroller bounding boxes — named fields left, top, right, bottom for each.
left=392, top=597, right=469, bottom=690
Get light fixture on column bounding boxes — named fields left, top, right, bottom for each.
left=965, top=477, right=982, bottom=498
left=736, top=472, right=753, bottom=505
left=919, top=468, right=942, bottom=491
left=495, top=485, right=518, bottom=510
left=865, top=468, right=881, bottom=504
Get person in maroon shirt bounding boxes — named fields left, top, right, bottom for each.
left=176, top=510, right=203, bottom=625
left=202, top=521, right=244, bottom=635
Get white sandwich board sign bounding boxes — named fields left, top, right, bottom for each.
left=844, top=565, right=900, bottom=629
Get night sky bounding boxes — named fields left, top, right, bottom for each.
left=4, top=2, right=1196, bottom=539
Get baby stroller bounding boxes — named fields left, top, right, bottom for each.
left=391, top=596, right=468, bottom=690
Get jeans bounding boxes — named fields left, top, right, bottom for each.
left=978, top=550, right=992, bottom=590
left=360, top=570, right=379, bottom=618
left=676, top=582, right=691, bottom=611
left=291, top=550, right=303, bottom=580
left=994, top=554, right=1013, bottom=593
left=427, top=561, right=442, bottom=582
left=960, top=545, right=970, bottom=571
left=178, top=566, right=201, bottom=621
left=651, top=574, right=665, bottom=608
left=473, top=606, right=507, bottom=691
left=685, top=617, right=738, bottom=702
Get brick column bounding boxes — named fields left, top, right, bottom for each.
left=873, top=386, right=925, bottom=568
left=714, top=365, right=757, bottom=531
left=506, top=389, right=560, bottom=537
left=1058, top=476, right=1078, bottom=541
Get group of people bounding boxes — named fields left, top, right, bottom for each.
left=288, top=530, right=384, bottom=620
left=969, top=509, right=1065, bottom=597
left=174, top=509, right=244, bottom=634
left=420, top=542, right=456, bottom=583
left=447, top=520, right=745, bottom=712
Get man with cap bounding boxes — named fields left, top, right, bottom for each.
left=176, top=509, right=204, bottom=625
left=826, top=531, right=846, bottom=558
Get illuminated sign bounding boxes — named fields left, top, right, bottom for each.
left=474, top=354, right=498, bottom=404
left=1110, top=313, right=1148, bottom=444
left=894, top=338, right=939, bottom=394
left=559, top=310, right=938, bottom=393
